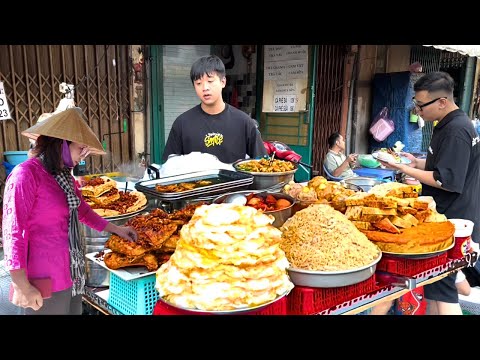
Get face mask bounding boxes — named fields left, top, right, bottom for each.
left=417, top=116, right=425, bottom=129
left=62, top=139, right=74, bottom=168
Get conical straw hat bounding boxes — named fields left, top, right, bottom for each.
left=22, top=107, right=106, bottom=155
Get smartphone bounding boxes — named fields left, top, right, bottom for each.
left=9, top=277, right=53, bottom=301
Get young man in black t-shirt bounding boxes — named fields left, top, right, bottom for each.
left=162, top=55, right=267, bottom=164
left=380, top=71, right=480, bottom=315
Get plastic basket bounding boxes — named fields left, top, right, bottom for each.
left=376, top=253, right=448, bottom=277
left=287, top=275, right=378, bottom=315
left=108, top=273, right=159, bottom=315
left=3, top=151, right=29, bottom=166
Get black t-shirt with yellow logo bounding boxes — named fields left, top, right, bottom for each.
left=162, top=104, right=267, bottom=164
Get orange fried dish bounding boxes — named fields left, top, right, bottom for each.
left=362, top=221, right=455, bottom=253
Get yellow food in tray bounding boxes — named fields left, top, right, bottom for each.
left=236, top=158, right=295, bottom=173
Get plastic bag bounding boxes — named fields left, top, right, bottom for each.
left=369, top=107, right=395, bottom=142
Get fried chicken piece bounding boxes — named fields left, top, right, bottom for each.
left=142, top=222, right=178, bottom=248
left=160, top=234, right=180, bottom=253
left=104, top=252, right=159, bottom=271
left=168, top=202, right=206, bottom=221
left=154, top=251, right=172, bottom=265
left=105, top=234, right=152, bottom=256
left=125, top=208, right=170, bottom=229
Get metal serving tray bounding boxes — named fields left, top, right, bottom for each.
left=135, top=169, right=253, bottom=201
left=287, top=252, right=382, bottom=288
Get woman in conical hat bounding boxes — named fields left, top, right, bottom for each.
left=2, top=107, right=138, bottom=315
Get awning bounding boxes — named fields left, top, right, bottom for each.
left=423, top=45, right=480, bottom=58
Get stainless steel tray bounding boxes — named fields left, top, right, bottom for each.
left=135, top=169, right=253, bottom=200
left=287, top=253, right=382, bottom=288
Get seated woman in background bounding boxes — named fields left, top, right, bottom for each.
left=324, top=132, right=358, bottom=179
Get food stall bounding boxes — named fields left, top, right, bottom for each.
left=81, top=159, right=478, bottom=315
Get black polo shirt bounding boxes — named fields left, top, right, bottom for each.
left=422, top=109, right=480, bottom=242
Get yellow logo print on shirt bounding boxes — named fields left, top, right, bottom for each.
left=204, top=133, right=224, bottom=147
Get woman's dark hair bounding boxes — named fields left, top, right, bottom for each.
left=413, top=71, right=454, bottom=96
left=327, top=132, right=341, bottom=149
left=190, top=55, right=226, bottom=84
left=30, top=135, right=69, bottom=175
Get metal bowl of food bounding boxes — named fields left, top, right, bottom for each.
left=342, top=177, right=385, bottom=192
left=233, top=159, right=298, bottom=190
left=213, top=190, right=295, bottom=228
left=287, top=252, right=382, bottom=288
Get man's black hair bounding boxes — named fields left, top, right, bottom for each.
left=190, top=55, right=226, bottom=84
left=327, top=132, right=341, bottom=149
left=414, top=71, right=455, bottom=96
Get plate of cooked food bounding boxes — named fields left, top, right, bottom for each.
left=382, top=239, right=455, bottom=259
left=372, top=150, right=411, bottom=164
left=157, top=290, right=290, bottom=315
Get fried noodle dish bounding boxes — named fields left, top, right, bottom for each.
left=280, top=204, right=381, bottom=271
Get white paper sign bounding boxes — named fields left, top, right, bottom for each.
left=273, top=95, right=297, bottom=112
left=0, top=82, right=12, bottom=120
left=263, top=45, right=309, bottom=112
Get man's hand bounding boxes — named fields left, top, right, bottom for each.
left=347, top=153, right=358, bottom=165
left=399, top=152, right=418, bottom=168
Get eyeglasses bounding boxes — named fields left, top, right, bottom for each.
left=412, top=96, right=447, bottom=111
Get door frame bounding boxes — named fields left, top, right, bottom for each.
left=149, top=45, right=165, bottom=165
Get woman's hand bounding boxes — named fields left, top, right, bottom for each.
left=114, top=225, right=138, bottom=242
left=103, top=222, right=138, bottom=241
left=10, top=283, right=43, bottom=311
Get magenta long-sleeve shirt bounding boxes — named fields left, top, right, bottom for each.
left=2, top=158, right=109, bottom=292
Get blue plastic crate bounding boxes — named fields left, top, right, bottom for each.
left=108, top=273, right=159, bottom=315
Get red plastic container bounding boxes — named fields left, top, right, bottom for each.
left=287, top=275, right=378, bottom=315
left=448, top=236, right=472, bottom=259
left=376, top=253, right=448, bottom=277
left=447, top=218, right=474, bottom=259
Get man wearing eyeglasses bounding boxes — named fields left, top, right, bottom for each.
left=379, top=71, right=480, bottom=315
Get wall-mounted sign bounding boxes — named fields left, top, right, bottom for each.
left=0, top=82, right=12, bottom=120
left=262, top=45, right=309, bottom=113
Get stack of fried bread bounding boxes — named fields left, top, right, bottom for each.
left=81, top=176, right=147, bottom=217
left=155, top=203, right=294, bottom=311
left=103, top=203, right=203, bottom=271
left=345, top=183, right=454, bottom=253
